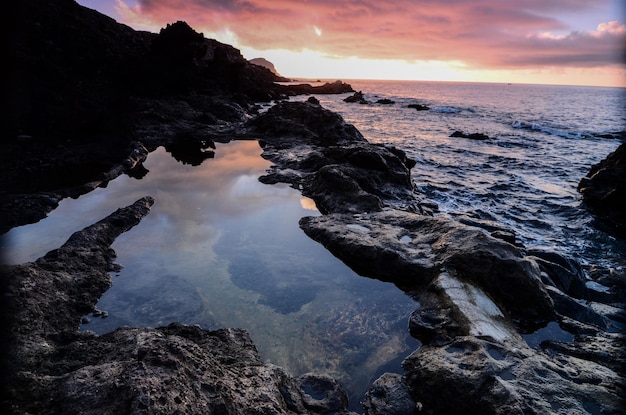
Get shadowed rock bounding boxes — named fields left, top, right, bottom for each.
left=578, top=142, right=626, bottom=237
left=403, top=335, right=623, bottom=415
left=247, top=101, right=435, bottom=215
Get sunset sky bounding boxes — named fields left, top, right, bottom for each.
left=78, top=0, right=626, bottom=87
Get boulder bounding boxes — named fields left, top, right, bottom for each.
left=578, top=142, right=626, bottom=237
left=344, top=91, right=369, bottom=104
left=363, top=373, right=418, bottom=415
left=450, top=130, right=491, bottom=140
left=407, top=103, right=430, bottom=111
left=247, top=101, right=434, bottom=215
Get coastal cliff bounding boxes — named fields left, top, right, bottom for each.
left=2, top=0, right=624, bottom=414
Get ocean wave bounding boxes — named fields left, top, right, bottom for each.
left=511, top=120, right=593, bottom=139
left=431, top=106, right=460, bottom=113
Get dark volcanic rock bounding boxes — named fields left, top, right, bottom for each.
left=344, top=91, right=369, bottom=104
left=578, top=142, right=626, bottom=237
left=246, top=101, right=434, bottom=215
left=2, top=0, right=354, bottom=233
left=280, top=80, right=355, bottom=96
left=403, top=336, right=623, bottom=415
left=299, top=211, right=554, bottom=325
left=407, top=103, right=430, bottom=111
left=450, top=130, right=491, bottom=140
left=363, top=373, right=418, bottom=415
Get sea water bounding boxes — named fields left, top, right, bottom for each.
left=2, top=81, right=625, bottom=410
left=289, top=80, right=626, bottom=268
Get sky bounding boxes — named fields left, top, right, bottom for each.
left=78, top=0, right=626, bottom=87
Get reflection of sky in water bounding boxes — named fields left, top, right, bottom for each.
left=3, top=141, right=418, bottom=409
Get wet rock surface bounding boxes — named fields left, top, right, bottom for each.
left=247, top=101, right=435, bottom=216
left=578, top=142, right=626, bottom=237
left=450, top=130, right=491, bottom=140
left=299, top=210, right=624, bottom=414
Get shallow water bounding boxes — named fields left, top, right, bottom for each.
left=2, top=140, right=418, bottom=410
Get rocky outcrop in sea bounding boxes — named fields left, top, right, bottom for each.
left=246, top=101, right=625, bottom=414
left=3, top=0, right=624, bottom=414
left=578, top=142, right=626, bottom=237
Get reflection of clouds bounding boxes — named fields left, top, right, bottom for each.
left=3, top=140, right=289, bottom=264
left=300, top=197, right=318, bottom=211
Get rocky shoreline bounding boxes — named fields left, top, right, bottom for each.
left=2, top=0, right=624, bottom=414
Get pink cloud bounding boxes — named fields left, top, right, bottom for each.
left=115, top=0, right=626, bottom=70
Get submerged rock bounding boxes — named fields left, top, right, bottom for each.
left=0, top=198, right=356, bottom=414
left=299, top=209, right=624, bottom=414
left=407, top=103, right=430, bottom=111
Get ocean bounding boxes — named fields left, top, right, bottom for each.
left=288, top=80, right=626, bottom=268
left=2, top=80, right=625, bottom=409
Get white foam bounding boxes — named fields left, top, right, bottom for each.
left=431, top=106, right=460, bottom=113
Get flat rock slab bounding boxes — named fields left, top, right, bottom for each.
left=299, top=210, right=554, bottom=324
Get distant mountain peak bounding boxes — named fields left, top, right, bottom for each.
left=249, top=57, right=282, bottom=77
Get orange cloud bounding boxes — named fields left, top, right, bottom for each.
left=112, top=0, right=625, bottom=77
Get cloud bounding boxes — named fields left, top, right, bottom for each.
left=114, top=0, right=625, bottom=70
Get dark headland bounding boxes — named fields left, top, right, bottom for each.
left=2, top=0, right=624, bottom=414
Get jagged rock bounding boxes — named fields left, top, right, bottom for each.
left=280, top=80, right=355, bottom=96
left=2, top=0, right=355, bottom=232
left=578, top=142, right=626, bottom=237
left=527, top=249, right=588, bottom=299
left=450, top=130, right=490, bottom=140
left=376, top=99, right=395, bottom=105
left=300, top=211, right=554, bottom=325
left=363, top=373, right=418, bottom=415
left=403, top=336, right=623, bottom=415
left=247, top=101, right=434, bottom=215
left=297, top=374, right=351, bottom=414
left=307, top=96, right=320, bottom=105
left=344, top=91, right=369, bottom=104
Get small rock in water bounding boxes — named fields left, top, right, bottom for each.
left=408, top=103, right=430, bottom=111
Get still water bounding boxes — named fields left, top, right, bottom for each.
left=2, top=139, right=419, bottom=409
